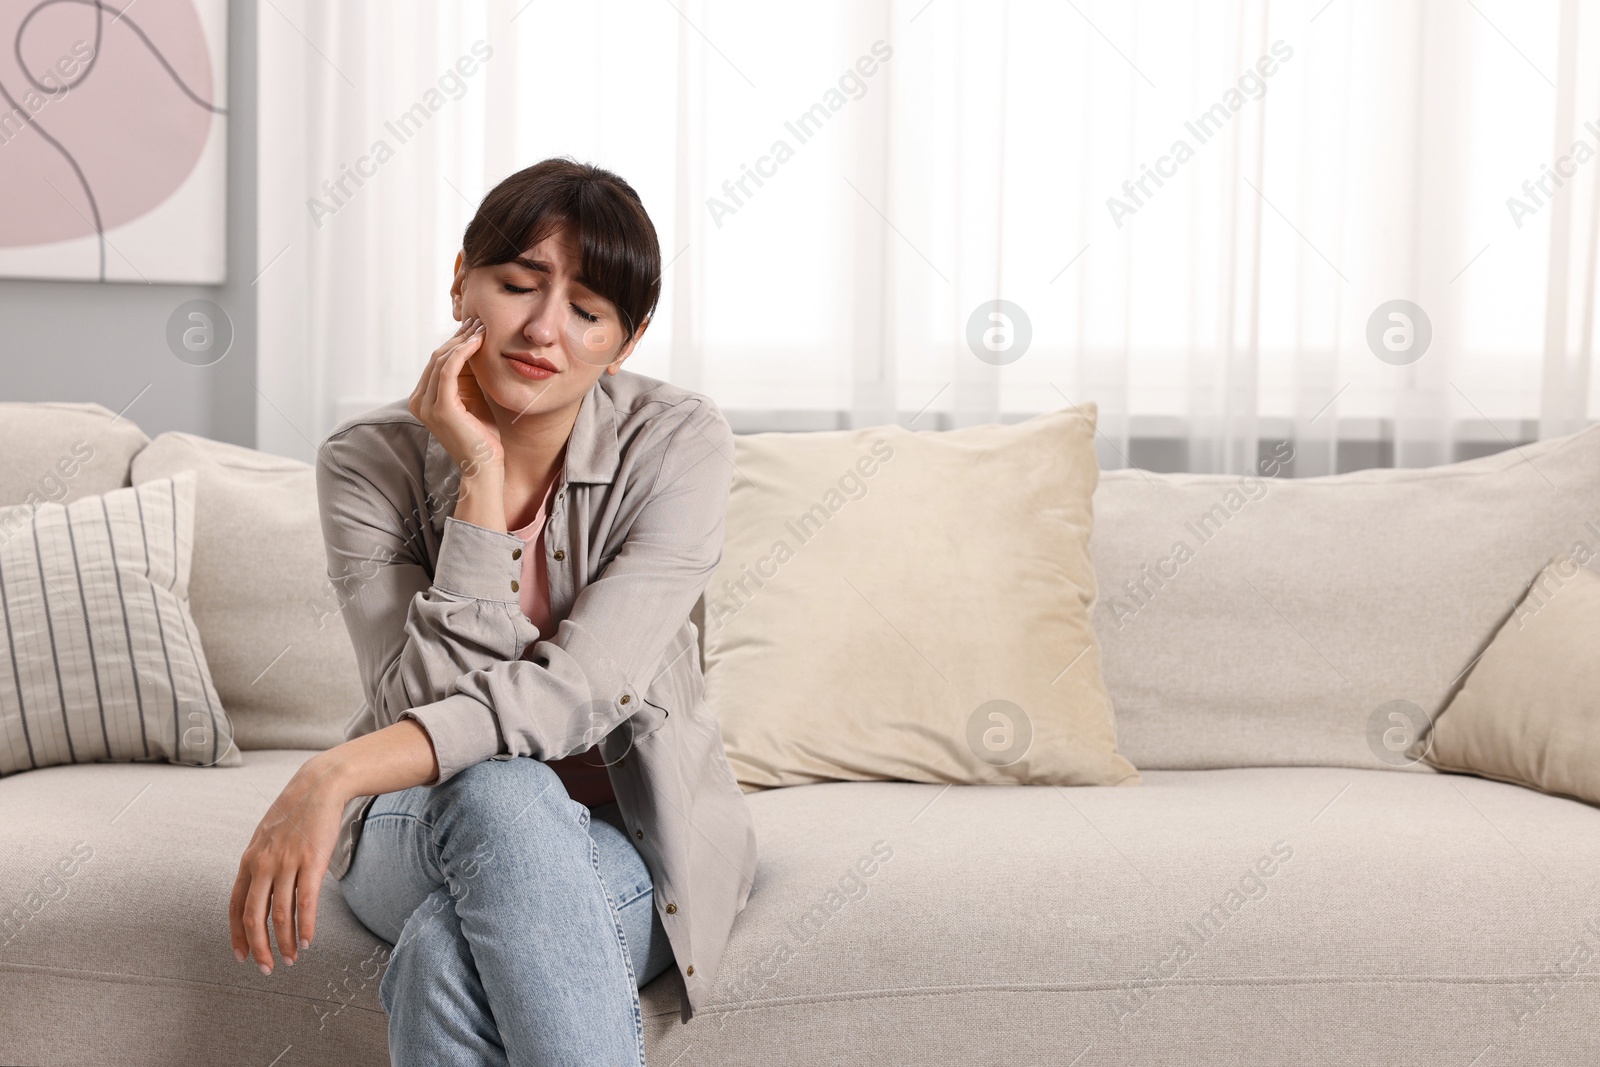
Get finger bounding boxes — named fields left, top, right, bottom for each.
left=409, top=354, right=428, bottom=414
left=227, top=863, right=251, bottom=962
left=412, top=335, right=446, bottom=413
left=427, top=322, right=477, bottom=388
left=271, top=866, right=299, bottom=966
left=443, top=325, right=483, bottom=375
left=419, top=342, right=443, bottom=417
left=450, top=320, right=484, bottom=361
left=432, top=315, right=476, bottom=358
left=242, top=863, right=276, bottom=974
left=443, top=314, right=479, bottom=352
left=437, top=328, right=485, bottom=412
left=442, top=324, right=485, bottom=384
left=433, top=330, right=483, bottom=437
left=296, top=856, right=327, bottom=954
left=420, top=320, right=467, bottom=383
left=415, top=317, right=479, bottom=414
left=418, top=331, right=460, bottom=420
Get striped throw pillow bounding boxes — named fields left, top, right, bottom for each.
left=0, top=470, right=239, bottom=774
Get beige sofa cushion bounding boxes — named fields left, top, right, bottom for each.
left=0, top=401, right=149, bottom=513
left=11, top=758, right=1600, bottom=1066
left=1415, top=556, right=1600, bottom=804
left=1090, top=422, right=1600, bottom=770
left=639, top=767, right=1600, bottom=1065
left=703, top=405, right=1139, bottom=791
left=0, top=750, right=388, bottom=1064
left=131, top=434, right=363, bottom=751
left=0, top=470, right=239, bottom=774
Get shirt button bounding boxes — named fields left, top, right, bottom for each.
left=635, top=828, right=643, bottom=840
left=665, top=902, right=677, bottom=914
left=553, top=548, right=566, bottom=561
left=619, top=694, right=631, bottom=705
left=686, top=964, right=694, bottom=976
left=512, top=547, right=522, bottom=560
left=510, top=579, right=520, bottom=592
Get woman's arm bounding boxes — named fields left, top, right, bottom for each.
left=316, top=429, right=542, bottom=758
left=229, top=318, right=499, bottom=976
left=322, top=716, right=440, bottom=796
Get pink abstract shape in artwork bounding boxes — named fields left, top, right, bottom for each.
left=0, top=0, right=220, bottom=268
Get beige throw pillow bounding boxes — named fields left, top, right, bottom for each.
left=1414, top=555, right=1600, bottom=805
left=703, top=405, right=1140, bottom=791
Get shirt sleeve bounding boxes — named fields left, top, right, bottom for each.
left=315, top=425, right=542, bottom=749
left=316, top=400, right=733, bottom=786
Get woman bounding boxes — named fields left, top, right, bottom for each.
left=227, top=158, right=758, bottom=1066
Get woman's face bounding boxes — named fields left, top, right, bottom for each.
left=449, top=225, right=647, bottom=421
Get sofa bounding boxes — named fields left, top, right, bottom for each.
left=3, top=400, right=1598, bottom=1067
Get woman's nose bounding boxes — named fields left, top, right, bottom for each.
left=523, top=303, right=562, bottom=344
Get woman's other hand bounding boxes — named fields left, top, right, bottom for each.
left=228, top=756, right=347, bottom=974
left=409, top=315, right=503, bottom=476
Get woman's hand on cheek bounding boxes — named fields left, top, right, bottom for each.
left=409, top=315, right=505, bottom=478
left=453, top=320, right=498, bottom=448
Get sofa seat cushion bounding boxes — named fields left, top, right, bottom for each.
left=7, top=756, right=1599, bottom=1066
left=0, top=750, right=389, bottom=1067
left=643, top=766, right=1600, bottom=1066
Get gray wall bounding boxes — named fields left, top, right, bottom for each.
left=0, top=0, right=256, bottom=448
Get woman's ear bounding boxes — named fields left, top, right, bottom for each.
left=449, top=250, right=467, bottom=319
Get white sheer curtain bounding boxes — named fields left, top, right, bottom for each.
left=258, top=0, right=1600, bottom=474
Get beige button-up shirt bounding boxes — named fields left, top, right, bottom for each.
left=314, top=369, right=757, bottom=1022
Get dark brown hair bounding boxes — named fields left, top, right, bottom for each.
left=461, top=157, right=661, bottom=346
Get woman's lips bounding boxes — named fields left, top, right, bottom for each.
left=503, top=353, right=558, bottom=380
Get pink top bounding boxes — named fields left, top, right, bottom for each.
left=509, top=482, right=556, bottom=644
left=510, top=475, right=616, bottom=809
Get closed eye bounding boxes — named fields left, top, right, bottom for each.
left=503, top=283, right=601, bottom=324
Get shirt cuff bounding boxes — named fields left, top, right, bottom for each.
left=433, top=515, right=525, bottom=602
left=402, top=693, right=503, bottom=784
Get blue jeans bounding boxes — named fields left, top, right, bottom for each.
left=336, top=756, right=676, bottom=1067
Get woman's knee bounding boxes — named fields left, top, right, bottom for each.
left=426, top=756, right=577, bottom=842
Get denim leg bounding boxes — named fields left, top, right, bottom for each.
left=379, top=884, right=510, bottom=1067
left=337, top=756, right=670, bottom=1067
left=588, top=801, right=677, bottom=989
